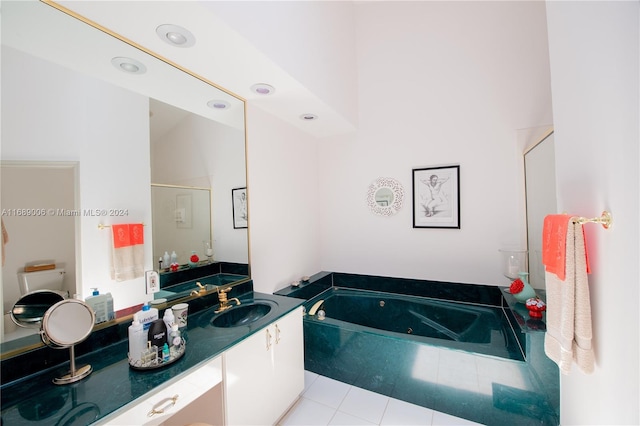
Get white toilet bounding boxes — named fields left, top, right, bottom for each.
left=17, top=268, right=68, bottom=298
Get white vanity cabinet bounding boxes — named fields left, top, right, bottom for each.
left=223, top=306, right=304, bottom=425
left=98, top=356, right=224, bottom=426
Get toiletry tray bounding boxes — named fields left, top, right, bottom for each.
left=128, top=338, right=185, bottom=370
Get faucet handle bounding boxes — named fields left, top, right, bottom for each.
left=218, top=286, right=231, bottom=294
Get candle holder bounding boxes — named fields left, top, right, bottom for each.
left=203, top=240, right=214, bottom=263
left=498, top=249, right=528, bottom=281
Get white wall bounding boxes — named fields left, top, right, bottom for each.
left=245, top=105, right=322, bottom=293
left=546, top=1, right=639, bottom=423
left=317, top=1, right=553, bottom=285
left=2, top=47, right=153, bottom=311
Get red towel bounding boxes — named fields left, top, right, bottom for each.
left=542, top=214, right=590, bottom=280
left=112, top=224, right=144, bottom=248
left=111, top=224, right=144, bottom=281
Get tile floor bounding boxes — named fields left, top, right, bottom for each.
left=279, top=371, right=483, bottom=426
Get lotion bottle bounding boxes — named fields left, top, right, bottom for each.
left=170, top=251, right=178, bottom=265
left=163, top=309, right=175, bottom=342
left=148, top=319, right=168, bottom=359
left=128, top=319, right=145, bottom=365
left=163, top=251, right=170, bottom=268
left=134, top=303, right=159, bottom=331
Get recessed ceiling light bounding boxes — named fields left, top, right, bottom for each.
left=207, top=100, right=231, bottom=110
left=299, top=113, right=318, bottom=121
left=111, top=57, right=147, bottom=74
left=250, top=83, right=275, bottom=95
left=156, top=24, right=196, bottom=48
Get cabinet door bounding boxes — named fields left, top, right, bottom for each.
left=223, top=307, right=304, bottom=426
left=272, top=307, right=304, bottom=422
left=224, top=323, right=277, bottom=425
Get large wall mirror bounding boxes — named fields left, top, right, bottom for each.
left=524, top=129, right=556, bottom=290
left=1, top=1, right=248, bottom=355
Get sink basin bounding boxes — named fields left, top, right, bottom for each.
left=211, top=302, right=272, bottom=328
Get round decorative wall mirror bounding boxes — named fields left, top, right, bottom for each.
left=366, top=177, right=404, bottom=216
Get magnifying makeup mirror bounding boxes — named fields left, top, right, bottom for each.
left=40, top=299, right=95, bottom=385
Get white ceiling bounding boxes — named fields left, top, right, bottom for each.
left=50, top=0, right=356, bottom=139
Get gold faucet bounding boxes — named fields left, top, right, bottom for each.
left=215, top=286, right=241, bottom=313
left=190, top=281, right=208, bottom=297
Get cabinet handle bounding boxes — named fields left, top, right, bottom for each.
left=275, top=324, right=281, bottom=344
left=266, top=328, right=272, bottom=351
left=148, top=394, right=179, bottom=417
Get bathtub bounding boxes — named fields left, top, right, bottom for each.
left=304, top=287, right=524, bottom=362
left=287, top=275, right=558, bottom=425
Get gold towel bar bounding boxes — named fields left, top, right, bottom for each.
left=572, top=211, right=612, bottom=229
left=98, top=223, right=145, bottom=230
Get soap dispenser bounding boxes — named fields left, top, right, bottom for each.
left=85, top=288, right=115, bottom=324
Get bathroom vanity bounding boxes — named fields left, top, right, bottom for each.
left=0, top=292, right=304, bottom=426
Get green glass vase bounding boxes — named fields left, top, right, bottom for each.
left=513, top=272, right=536, bottom=303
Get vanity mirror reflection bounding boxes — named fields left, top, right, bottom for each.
left=1, top=1, right=248, bottom=356
left=524, top=129, right=556, bottom=290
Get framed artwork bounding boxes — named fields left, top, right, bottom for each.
left=232, top=187, right=248, bottom=229
left=412, top=165, right=460, bottom=229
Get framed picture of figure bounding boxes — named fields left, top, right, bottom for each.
left=232, top=187, right=248, bottom=229
left=412, top=165, right=460, bottom=229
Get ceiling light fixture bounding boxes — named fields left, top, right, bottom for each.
left=111, top=57, right=147, bottom=74
left=156, top=24, right=196, bottom=48
left=250, top=83, right=275, bottom=95
left=207, top=100, right=231, bottom=110
left=299, top=113, right=318, bottom=121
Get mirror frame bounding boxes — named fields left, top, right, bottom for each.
left=1, top=0, right=250, bottom=359
left=366, top=177, right=404, bottom=216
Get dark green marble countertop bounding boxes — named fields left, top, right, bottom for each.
left=0, top=292, right=303, bottom=426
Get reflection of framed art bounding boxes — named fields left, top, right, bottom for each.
left=412, top=165, right=460, bottom=229
left=232, top=187, right=248, bottom=229
left=176, top=194, right=192, bottom=229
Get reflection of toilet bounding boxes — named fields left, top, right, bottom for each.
left=17, top=268, right=68, bottom=298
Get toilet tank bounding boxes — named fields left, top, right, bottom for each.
left=17, top=268, right=66, bottom=295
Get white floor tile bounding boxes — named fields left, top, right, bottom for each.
left=303, top=375, right=351, bottom=409
left=280, top=397, right=336, bottom=426
left=338, top=386, right=389, bottom=424
left=380, top=398, right=434, bottom=425
left=329, top=411, right=376, bottom=425
left=304, top=370, right=320, bottom=392
left=431, top=411, right=484, bottom=426
left=287, top=372, right=486, bottom=426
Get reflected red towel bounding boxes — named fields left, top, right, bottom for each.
left=543, top=214, right=590, bottom=280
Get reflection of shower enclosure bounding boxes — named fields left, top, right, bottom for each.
left=151, top=184, right=211, bottom=266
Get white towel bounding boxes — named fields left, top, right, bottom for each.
left=544, top=220, right=595, bottom=374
